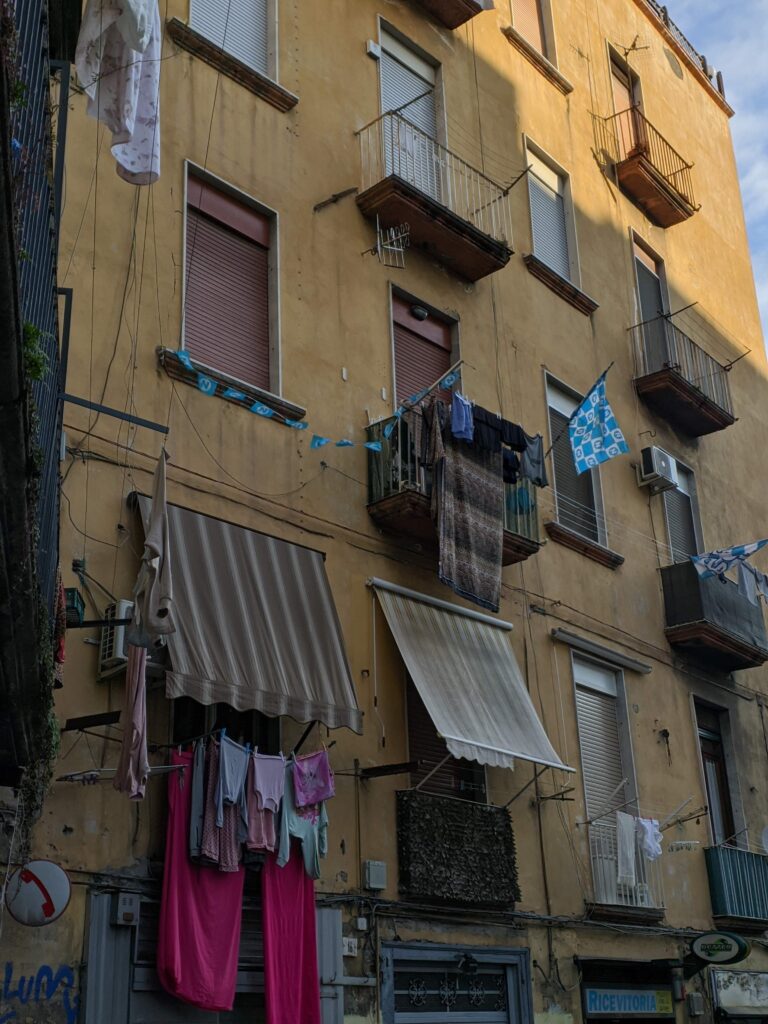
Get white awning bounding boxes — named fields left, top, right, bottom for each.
left=371, top=579, right=573, bottom=772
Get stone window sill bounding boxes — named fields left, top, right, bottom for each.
left=501, top=26, right=574, bottom=95
left=166, top=18, right=299, bottom=112
left=158, top=347, right=306, bottom=422
left=524, top=254, right=599, bottom=316
left=544, top=521, right=624, bottom=570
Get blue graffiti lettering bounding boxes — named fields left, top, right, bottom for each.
left=0, top=962, right=78, bottom=1023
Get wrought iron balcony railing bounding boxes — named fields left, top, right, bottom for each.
left=588, top=820, right=665, bottom=914
left=609, top=106, right=695, bottom=208
left=705, top=845, right=768, bottom=925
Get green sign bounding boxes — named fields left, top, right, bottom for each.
left=691, top=932, right=751, bottom=965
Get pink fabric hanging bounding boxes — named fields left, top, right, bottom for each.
left=158, top=750, right=245, bottom=1011
left=293, top=750, right=335, bottom=807
left=262, top=846, right=321, bottom=1024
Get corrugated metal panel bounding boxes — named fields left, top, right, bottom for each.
left=82, top=892, right=133, bottom=1024
left=393, top=323, right=451, bottom=405
left=185, top=208, right=270, bottom=391
left=512, top=0, right=546, bottom=53
left=190, top=0, right=268, bottom=75
left=317, top=908, right=344, bottom=1024
left=575, top=684, right=625, bottom=821
left=529, top=175, right=570, bottom=281
left=549, top=407, right=600, bottom=542
left=664, top=485, right=698, bottom=563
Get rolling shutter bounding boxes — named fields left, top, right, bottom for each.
left=528, top=155, right=570, bottom=281
left=549, top=407, right=599, bottom=542
left=393, top=324, right=451, bottom=405
left=635, top=252, right=668, bottom=373
left=574, top=666, right=624, bottom=822
left=184, top=200, right=271, bottom=392
left=663, top=473, right=699, bottom=564
left=190, top=0, right=269, bottom=76
left=512, top=0, right=546, bottom=54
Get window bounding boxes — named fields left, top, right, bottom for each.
left=527, top=148, right=574, bottom=283
left=380, top=29, right=441, bottom=201
left=511, top=0, right=548, bottom=56
left=184, top=173, right=273, bottom=393
left=547, top=379, right=604, bottom=544
left=663, top=460, right=701, bottom=563
left=392, top=295, right=453, bottom=406
left=610, top=52, right=642, bottom=155
left=407, top=678, right=486, bottom=803
left=189, top=0, right=271, bottom=78
left=696, top=703, right=736, bottom=846
left=633, top=239, right=669, bottom=371
left=172, top=696, right=280, bottom=753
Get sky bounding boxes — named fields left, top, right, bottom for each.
left=668, top=0, right=768, bottom=344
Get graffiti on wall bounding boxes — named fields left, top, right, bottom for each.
left=0, top=962, right=79, bottom=1024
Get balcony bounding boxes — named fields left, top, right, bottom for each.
left=367, top=416, right=541, bottom=565
left=586, top=821, right=665, bottom=923
left=705, top=846, right=768, bottom=931
left=632, top=315, right=735, bottom=436
left=411, top=0, right=491, bottom=29
left=397, top=790, right=520, bottom=907
left=660, top=562, right=768, bottom=671
left=599, top=106, right=697, bottom=227
left=356, top=112, right=513, bottom=282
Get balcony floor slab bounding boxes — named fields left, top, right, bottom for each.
left=634, top=367, right=735, bottom=436
left=616, top=152, right=696, bottom=227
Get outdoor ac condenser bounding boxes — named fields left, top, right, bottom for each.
left=637, top=446, right=679, bottom=493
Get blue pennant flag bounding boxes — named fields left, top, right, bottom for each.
left=692, top=539, right=768, bottom=580
left=364, top=441, right=382, bottom=452
left=569, top=373, right=628, bottom=475
left=285, top=419, right=309, bottom=430
left=196, top=375, right=217, bottom=396
left=251, top=403, right=275, bottom=417
left=176, top=349, right=195, bottom=371
left=222, top=387, right=246, bottom=401
left=310, top=435, right=331, bottom=449
left=336, top=439, right=355, bottom=447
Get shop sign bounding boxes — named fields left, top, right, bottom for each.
left=584, top=987, right=674, bottom=1017
left=713, top=970, right=768, bottom=1013
left=691, top=932, right=751, bottom=965
left=5, top=860, right=71, bottom=926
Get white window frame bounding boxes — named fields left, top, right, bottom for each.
left=525, top=138, right=580, bottom=286
left=662, top=455, right=704, bottom=563
left=189, top=0, right=278, bottom=82
left=545, top=374, right=607, bottom=547
left=181, top=160, right=282, bottom=398
left=690, top=696, right=747, bottom=850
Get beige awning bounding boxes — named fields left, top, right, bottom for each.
left=136, top=496, right=361, bottom=732
left=372, top=579, right=572, bottom=771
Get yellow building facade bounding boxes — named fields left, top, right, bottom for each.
left=5, top=0, right=768, bottom=1022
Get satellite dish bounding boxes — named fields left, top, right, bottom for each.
left=761, top=826, right=768, bottom=855
left=5, top=860, right=71, bottom=927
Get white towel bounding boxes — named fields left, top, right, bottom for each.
left=616, top=811, right=637, bottom=887
left=637, top=817, right=663, bottom=860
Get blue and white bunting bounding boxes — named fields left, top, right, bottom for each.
left=196, top=375, right=217, bottom=396
left=569, top=372, right=629, bottom=475
left=692, top=539, right=768, bottom=580
left=222, top=387, right=246, bottom=401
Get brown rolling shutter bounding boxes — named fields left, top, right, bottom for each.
left=407, top=677, right=486, bottom=802
left=392, top=296, right=452, bottom=405
left=185, top=179, right=271, bottom=392
left=512, top=0, right=546, bottom=54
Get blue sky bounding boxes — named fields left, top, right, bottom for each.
left=669, top=0, right=768, bottom=344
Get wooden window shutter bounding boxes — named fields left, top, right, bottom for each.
left=549, top=407, right=600, bottom=542
left=406, top=678, right=485, bottom=802
left=185, top=180, right=271, bottom=392
left=512, top=0, right=546, bottom=54
left=190, top=0, right=269, bottom=76
left=392, top=296, right=452, bottom=405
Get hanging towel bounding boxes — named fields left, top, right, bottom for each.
left=128, top=451, right=174, bottom=648
left=75, top=0, right=161, bottom=184
left=472, top=406, right=503, bottom=453
left=158, top=751, right=245, bottom=1012
left=616, top=811, right=637, bottom=888
left=112, top=644, right=150, bottom=799
left=636, top=817, right=663, bottom=861
left=262, top=848, right=322, bottom=1024
left=293, top=750, right=335, bottom=807
left=451, top=393, right=474, bottom=442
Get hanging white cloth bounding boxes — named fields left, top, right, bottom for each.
left=75, top=0, right=161, bottom=184
left=636, top=817, right=663, bottom=861
left=616, top=811, right=637, bottom=887
left=127, top=451, right=174, bottom=648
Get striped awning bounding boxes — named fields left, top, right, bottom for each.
left=136, top=496, right=361, bottom=732
left=372, top=580, right=572, bottom=771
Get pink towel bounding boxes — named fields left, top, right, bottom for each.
left=113, top=644, right=149, bottom=799
left=262, top=847, right=321, bottom=1024
left=158, top=751, right=245, bottom=1011
left=293, top=750, right=334, bottom=808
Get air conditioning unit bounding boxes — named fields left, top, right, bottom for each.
left=99, top=601, right=168, bottom=681
left=637, top=446, right=678, bottom=493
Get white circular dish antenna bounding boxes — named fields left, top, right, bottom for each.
left=5, top=860, right=71, bottom=926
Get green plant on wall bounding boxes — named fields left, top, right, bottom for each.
left=23, top=321, right=49, bottom=382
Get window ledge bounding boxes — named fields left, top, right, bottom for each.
left=501, top=26, right=574, bottom=95
left=523, top=254, right=599, bottom=316
left=586, top=902, right=665, bottom=925
left=544, top=521, right=624, bottom=570
left=166, top=18, right=299, bottom=112
left=157, top=347, right=306, bottom=422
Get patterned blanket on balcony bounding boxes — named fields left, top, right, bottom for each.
left=436, top=432, right=503, bottom=612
